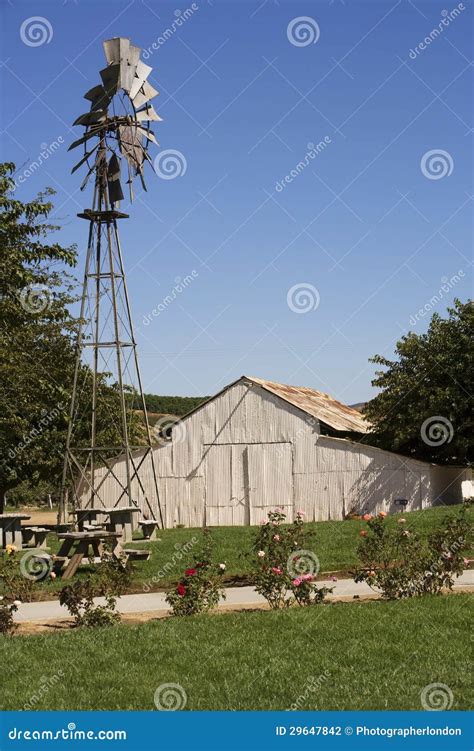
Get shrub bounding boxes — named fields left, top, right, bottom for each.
left=354, top=507, right=472, bottom=599
left=59, top=546, right=131, bottom=627
left=0, top=598, right=21, bottom=635
left=0, top=545, right=27, bottom=635
left=0, top=546, right=38, bottom=603
left=250, top=509, right=332, bottom=609
left=166, top=529, right=225, bottom=616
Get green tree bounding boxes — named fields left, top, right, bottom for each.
left=0, top=162, right=78, bottom=511
left=0, top=164, right=145, bottom=512
left=364, top=300, right=473, bottom=465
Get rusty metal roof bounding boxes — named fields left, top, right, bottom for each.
left=246, top=376, right=371, bottom=434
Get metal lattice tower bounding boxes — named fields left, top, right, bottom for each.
left=60, top=38, right=163, bottom=526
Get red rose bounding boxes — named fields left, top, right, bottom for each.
left=177, top=583, right=186, bottom=596
left=185, top=568, right=196, bottom=576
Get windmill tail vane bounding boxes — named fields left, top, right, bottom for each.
left=60, top=38, right=164, bottom=528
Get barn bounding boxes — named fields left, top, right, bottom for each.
left=80, top=375, right=469, bottom=527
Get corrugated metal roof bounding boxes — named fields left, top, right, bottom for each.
left=245, top=376, right=371, bottom=434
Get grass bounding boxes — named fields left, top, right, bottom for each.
left=11, top=503, right=470, bottom=599
left=1, top=593, right=472, bottom=710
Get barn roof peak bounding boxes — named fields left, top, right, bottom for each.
left=242, top=375, right=370, bottom=434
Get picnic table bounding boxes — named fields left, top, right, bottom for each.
left=0, top=513, right=31, bottom=549
left=104, top=506, right=141, bottom=543
left=54, top=530, right=124, bottom=580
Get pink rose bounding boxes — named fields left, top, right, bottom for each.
left=292, top=578, right=301, bottom=587
left=271, top=567, right=282, bottom=575
left=362, top=514, right=373, bottom=521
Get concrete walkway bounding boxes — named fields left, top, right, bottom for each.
left=13, top=570, right=474, bottom=623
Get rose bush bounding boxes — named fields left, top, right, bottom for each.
left=166, top=529, right=225, bottom=616
left=354, top=506, right=472, bottom=599
left=59, top=545, right=131, bottom=627
left=250, top=509, right=332, bottom=609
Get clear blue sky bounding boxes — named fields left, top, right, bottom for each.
left=1, top=0, right=472, bottom=402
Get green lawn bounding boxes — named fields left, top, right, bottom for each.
left=14, top=503, right=469, bottom=599
left=1, top=594, right=472, bottom=710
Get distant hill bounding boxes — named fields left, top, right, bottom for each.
left=143, top=394, right=209, bottom=417
left=349, top=402, right=367, bottom=412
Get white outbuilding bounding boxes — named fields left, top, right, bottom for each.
left=80, top=375, right=469, bottom=527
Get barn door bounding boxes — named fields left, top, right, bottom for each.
left=247, top=443, right=293, bottom=524
left=204, top=444, right=249, bottom=526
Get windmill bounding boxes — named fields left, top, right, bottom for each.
left=59, top=37, right=164, bottom=527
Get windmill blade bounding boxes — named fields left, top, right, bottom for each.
left=100, top=63, right=121, bottom=96
left=71, top=142, right=101, bottom=174
left=131, top=80, right=159, bottom=109
left=118, top=125, right=146, bottom=170
left=135, top=104, right=162, bottom=123
left=84, top=84, right=110, bottom=110
left=103, top=38, right=141, bottom=93
left=137, top=126, right=158, bottom=145
left=107, top=153, right=124, bottom=203
left=129, top=60, right=152, bottom=100
left=80, top=162, right=97, bottom=191
left=103, top=38, right=123, bottom=65
left=68, top=127, right=102, bottom=151
left=73, top=110, right=107, bottom=127
left=129, top=44, right=141, bottom=73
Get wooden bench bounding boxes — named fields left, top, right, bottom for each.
left=21, top=526, right=49, bottom=549
left=123, top=548, right=151, bottom=561
left=138, top=519, right=159, bottom=540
